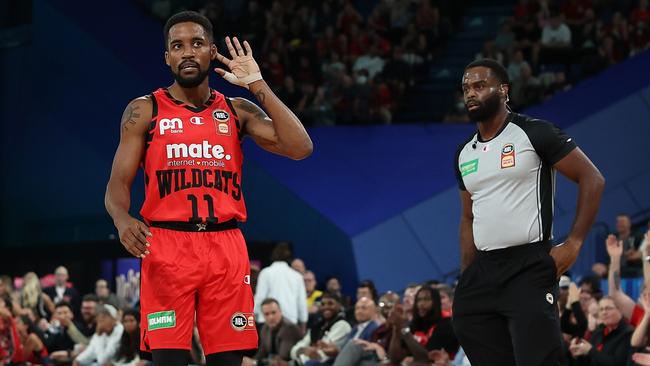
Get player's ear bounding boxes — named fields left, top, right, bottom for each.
left=165, top=50, right=170, bottom=67
left=211, top=44, right=217, bottom=60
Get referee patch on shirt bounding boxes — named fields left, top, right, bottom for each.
left=501, top=143, right=515, bottom=169
left=460, top=159, right=479, bottom=176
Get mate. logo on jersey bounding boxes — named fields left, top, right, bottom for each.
left=501, top=143, right=515, bottom=169
left=212, top=109, right=231, bottom=136
left=159, top=117, right=184, bottom=135
left=230, top=312, right=256, bottom=332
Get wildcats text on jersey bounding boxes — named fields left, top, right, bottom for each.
left=155, top=168, right=242, bottom=200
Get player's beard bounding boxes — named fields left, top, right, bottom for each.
left=466, top=92, right=501, bottom=122
left=173, top=66, right=210, bottom=88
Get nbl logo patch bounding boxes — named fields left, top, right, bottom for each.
left=231, top=312, right=256, bottom=332
left=500, top=143, right=515, bottom=169
left=212, top=109, right=231, bottom=136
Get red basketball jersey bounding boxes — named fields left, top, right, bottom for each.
left=140, top=88, right=246, bottom=223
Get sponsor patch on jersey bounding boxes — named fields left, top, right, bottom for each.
left=460, top=159, right=479, bottom=177
left=190, top=116, right=204, bottom=125
left=501, top=143, right=515, bottom=169
left=147, top=310, right=176, bottom=331
left=212, top=109, right=231, bottom=136
left=159, top=117, right=184, bottom=135
left=231, top=312, right=256, bottom=332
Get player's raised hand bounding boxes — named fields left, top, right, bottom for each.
left=116, top=216, right=152, bottom=258
left=214, top=37, right=262, bottom=89
left=605, top=234, right=622, bottom=258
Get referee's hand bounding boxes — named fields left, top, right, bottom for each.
left=115, top=216, right=152, bottom=258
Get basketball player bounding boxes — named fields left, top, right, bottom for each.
left=451, top=59, right=605, bottom=366
left=104, top=11, right=312, bottom=366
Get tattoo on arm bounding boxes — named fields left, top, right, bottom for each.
left=121, top=104, right=141, bottom=131
left=614, top=270, right=621, bottom=290
left=237, top=100, right=267, bottom=121
left=255, top=90, right=266, bottom=104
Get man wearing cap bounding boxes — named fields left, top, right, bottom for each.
left=73, top=304, right=124, bottom=366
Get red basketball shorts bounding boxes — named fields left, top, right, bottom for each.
left=140, top=227, right=258, bottom=354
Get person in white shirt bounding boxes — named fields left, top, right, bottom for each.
left=290, top=293, right=351, bottom=365
left=541, top=14, right=572, bottom=47
left=254, top=243, right=308, bottom=329
left=73, top=304, right=124, bottom=366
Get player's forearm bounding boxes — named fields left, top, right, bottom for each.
left=248, top=80, right=313, bottom=160
left=459, top=216, right=477, bottom=271
left=565, top=170, right=605, bottom=246
left=105, top=181, right=133, bottom=224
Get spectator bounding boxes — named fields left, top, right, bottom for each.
left=0, top=295, right=21, bottom=364
left=495, top=20, right=516, bottom=53
left=243, top=298, right=302, bottom=366
left=254, top=243, right=308, bottom=330
left=388, top=286, right=459, bottom=364
left=14, top=315, right=48, bottom=365
left=540, top=12, right=572, bottom=65
left=44, top=302, right=79, bottom=366
left=43, top=266, right=80, bottom=313
left=76, top=294, right=98, bottom=341
left=304, top=271, right=323, bottom=315
left=329, top=297, right=381, bottom=365
left=95, top=279, right=123, bottom=309
left=568, top=297, right=632, bottom=366
left=356, top=281, right=378, bottom=305
left=507, top=49, right=530, bottom=82
left=19, top=272, right=54, bottom=321
left=402, top=284, right=420, bottom=323
left=631, top=0, right=650, bottom=24
left=615, top=213, right=644, bottom=276
left=290, top=293, right=351, bottom=365
left=353, top=46, right=386, bottom=80
left=73, top=304, right=123, bottom=366
left=291, top=258, right=306, bottom=275
left=435, top=284, right=454, bottom=317
left=113, top=308, right=142, bottom=366
left=510, top=62, right=542, bottom=109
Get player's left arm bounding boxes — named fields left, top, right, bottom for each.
left=550, top=147, right=605, bottom=276
left=215, top=36, right=312, bottom=160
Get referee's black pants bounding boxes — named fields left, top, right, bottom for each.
left=452, top=241, right=563, bottom=366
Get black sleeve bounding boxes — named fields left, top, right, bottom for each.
left=517, top=117, right=577, bottom=165
left=454, top=139, right=471, bottom=191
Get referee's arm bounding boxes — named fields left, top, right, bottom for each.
left=459, top=190, right=476, bottom=272
left=550, top=148, right=605, bottom=276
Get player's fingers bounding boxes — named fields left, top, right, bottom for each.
left=243, top=40, right=253, bottom=56
left=215, top=52, right=230, bottom=66
left=214, top=67, right=226, bottom=76
left=121, top=239, right=141, bottom=258
left=129, top=231, right=149, bottom=255
left=232, top=37, right=245, bottom=55
left=225, top=37, right=238, bottom=57
left=137, top=223, right=152, bottom=239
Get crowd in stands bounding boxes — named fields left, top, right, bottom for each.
left=474, top=0, right=650, bottom=112
left=136, top=0, right=462, bottom=125
left=1, top=217, right=649, bottom=365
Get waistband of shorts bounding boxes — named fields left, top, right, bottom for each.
left=476, top=240, right=551, bottom=259
left=148, top=219, right=238, bottom=232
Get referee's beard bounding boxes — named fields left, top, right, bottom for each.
left=467, top=92, right=502, bottom=122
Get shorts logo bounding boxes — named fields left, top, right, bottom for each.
left=231, top=312, right=256, bottom=332
left=147, top=310, right=176, bottom=331
left=501, top=143, right=515, bottom=169
left=159, top=118, right=183, bottom=135
left=213, top=109, right=231, bottom=136
left=545, top=293, right=554, bottom=304
left=460, top=159, right=479, bottom=177
left=244, top=275, right=250, bottom=285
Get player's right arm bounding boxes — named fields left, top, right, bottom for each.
left=105, top=97, right=153, bottom=258
left=459, top=190, right=476, bottom=272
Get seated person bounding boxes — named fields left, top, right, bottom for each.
left=290, top=293, right=351, bottom=365
left=73, top=304, right=123, bottom=366
left=388, top=287, right=458, bottom=365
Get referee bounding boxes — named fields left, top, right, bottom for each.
left=451, top=59, right=605, bottom=366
